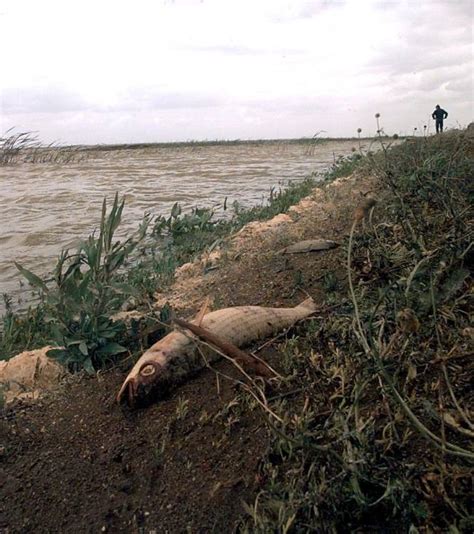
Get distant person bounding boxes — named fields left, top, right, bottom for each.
left=432, top=104, right=448, bottom=133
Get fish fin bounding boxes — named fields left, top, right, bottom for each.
left=195, top=296, right=211, bottom=326
left=296, top=296, right=317, bottom=313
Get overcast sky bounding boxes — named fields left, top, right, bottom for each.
left=1, top=0, right=472, bottom=144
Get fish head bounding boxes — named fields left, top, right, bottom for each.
left=116, top=351, right=171, bottom=406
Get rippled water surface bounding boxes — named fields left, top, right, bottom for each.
left=0, top=140, right=357, bottom=303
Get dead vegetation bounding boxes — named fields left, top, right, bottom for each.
left=0, top=129, right=88, bottom=166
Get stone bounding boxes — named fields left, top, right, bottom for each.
left=0, top=346, right=66, bottom=404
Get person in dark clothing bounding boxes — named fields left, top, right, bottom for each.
left=432, top=105, right=448, bottom=133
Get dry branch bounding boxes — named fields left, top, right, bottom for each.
left=174, top=317, right=274, bottom=378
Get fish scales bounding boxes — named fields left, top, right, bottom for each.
left=199, top=306, right=311, bottom=346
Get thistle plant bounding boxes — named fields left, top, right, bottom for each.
left=357, top=127, right=363, bottom=153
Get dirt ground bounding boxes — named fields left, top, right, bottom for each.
left=0, top=172, right=379, bottom=533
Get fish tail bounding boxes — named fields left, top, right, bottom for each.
left=296, top=297, right=317, bottom=313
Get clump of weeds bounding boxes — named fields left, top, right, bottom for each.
left=0, top=128, right=88, bottom=166
left=1, top=194, right=150, bottom=371
left=123, top=176, right=323, bottom=301
left=239, top=123, right=473, bottom=532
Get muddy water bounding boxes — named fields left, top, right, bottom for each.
left=0, top=140, right=357, bottom=308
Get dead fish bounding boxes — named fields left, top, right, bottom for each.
left=117, top=297, right=317, bottom=405
left=279, top=239, right=339, bottom=254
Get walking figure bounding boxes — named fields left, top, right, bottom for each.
left=432, top=105, right=448, bottom=133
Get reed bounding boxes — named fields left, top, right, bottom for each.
left=0, top=128, right=88, bottom=166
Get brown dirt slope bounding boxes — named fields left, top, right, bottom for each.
left=0, top=172, right=378, bottom=533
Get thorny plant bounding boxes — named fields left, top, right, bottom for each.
left=233, top=125, right=473, bottom=532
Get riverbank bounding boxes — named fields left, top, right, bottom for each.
left=1, top=130, right=473, bottom=532
left=0, top=138, right=361, bottom=307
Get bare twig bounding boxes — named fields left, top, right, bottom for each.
left=174, top=317, right=275, bottom=378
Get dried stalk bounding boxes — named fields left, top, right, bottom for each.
left=174, top=317, right=275, bottom=378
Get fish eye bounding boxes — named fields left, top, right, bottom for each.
left=140, top=363, right=156, bottom=376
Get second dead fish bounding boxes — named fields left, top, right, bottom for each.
left=279, top=239, right=339, bottom=254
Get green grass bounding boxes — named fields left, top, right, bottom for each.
left=237, top=129, right=473, bottom=532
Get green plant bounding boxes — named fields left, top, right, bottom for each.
left=324, top=152, right=363, bottom=181
left=13, top=194, right=150, bottom=372
left=0, top=384, right=6, bottom=409
left=126, top=177, right=321, bottom=302
left=0, top=294, right=50, bottom=359
left=239, top=126, right=473, bottom=532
